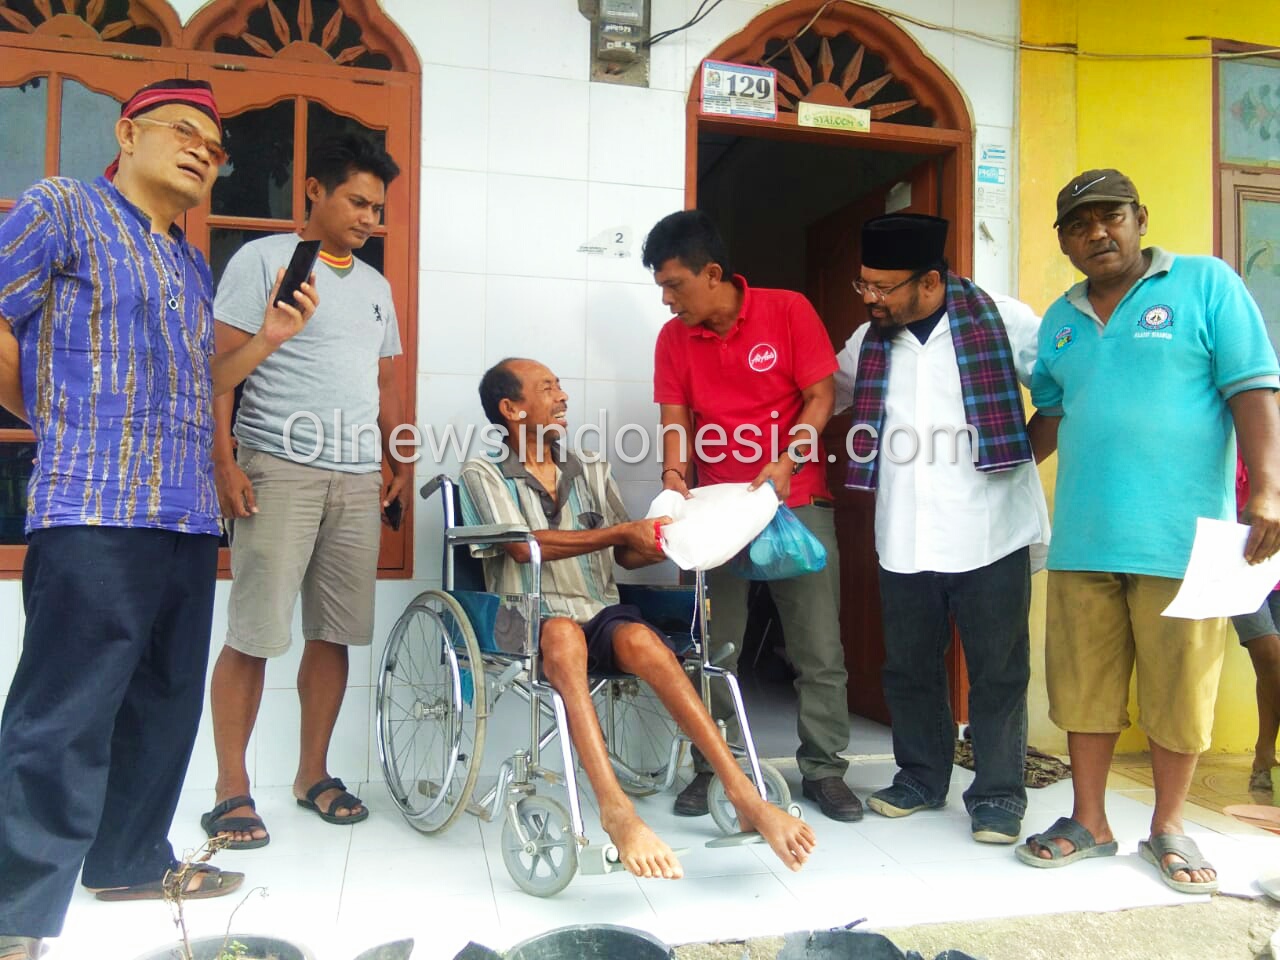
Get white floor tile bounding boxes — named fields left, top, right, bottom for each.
left=777, top=863, right=939, bottom=931
left=639, top=872, right=798, bottom=945
left=46, top=725, right=1280, bottom=958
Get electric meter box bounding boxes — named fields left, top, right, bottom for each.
left=600, top=0, right=644, bottom=25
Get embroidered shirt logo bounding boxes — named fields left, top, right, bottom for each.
left=1054, top=325, right=1074, bottom=351
left=373, top=304, right=385, bottom=325
left=748, top=343, right=778, bottom=372
left=1138, top=305, right=1173, bottom=330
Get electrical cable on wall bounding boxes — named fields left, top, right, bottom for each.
left=648, top=0, right=727, bottom=47
left=651, top=0, right=1280, bottom=62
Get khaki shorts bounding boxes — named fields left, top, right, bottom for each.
left=226, top=446, right=382, bottom=658
left=1045, top=570, right=1228, bottom=754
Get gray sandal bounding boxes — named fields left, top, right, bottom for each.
left=1015, top=816, right=1119, bottom=868
left=1138, top=834, right=1219, bottom=895
left=0, top=937, right=43, bottom=960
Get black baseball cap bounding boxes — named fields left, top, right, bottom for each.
left=1053, top=169, right=1140, bottom=228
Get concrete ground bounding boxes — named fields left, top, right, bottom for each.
left=675, top=895, right=1280, bottom=960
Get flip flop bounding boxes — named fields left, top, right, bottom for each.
left=1138, top=834, right=1219, bottom=895
left=0, top=936, right=43, bottom=960
left=200, top=794, right=270, bottom=850
left=1015, top=816, right=1119, bottom=868
left=296, top=776, right=369, bottom=825
left=93, top=863, right=245, bottom=902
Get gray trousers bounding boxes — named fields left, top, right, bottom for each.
left=698, top=503, right=850, bottom=780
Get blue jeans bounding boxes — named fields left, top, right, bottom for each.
left=877, top=546, right=1030, bottom=817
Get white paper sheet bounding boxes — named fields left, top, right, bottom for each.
left=1162, top=517, right=1280, bottom=619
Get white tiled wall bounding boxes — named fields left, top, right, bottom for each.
left=19, top=0, right=1021, bottom=789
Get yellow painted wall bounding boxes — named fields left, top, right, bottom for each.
left=1018, top=1, right=1280, bottom=753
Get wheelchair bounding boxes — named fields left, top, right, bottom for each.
left=374, top=474, right=798, bottom=896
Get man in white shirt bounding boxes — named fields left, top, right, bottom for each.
left=834, top=214, right=1050, bottom=844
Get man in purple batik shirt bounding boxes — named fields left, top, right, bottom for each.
left=0, top=79, right=315, bottom=959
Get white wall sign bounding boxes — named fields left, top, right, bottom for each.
left=578, top=226, right=633, bottom=258
left=700, top=59, right=777, bottom=120
left=976, top=141, right=1010, bottom=218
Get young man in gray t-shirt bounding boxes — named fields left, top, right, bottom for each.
left=202, top=135, right=407, bottom=848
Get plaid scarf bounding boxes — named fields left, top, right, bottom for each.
left=845, top=273, right=1033, bottom=491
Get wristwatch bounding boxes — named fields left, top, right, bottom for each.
left=788, top=442, right=809, bottom=475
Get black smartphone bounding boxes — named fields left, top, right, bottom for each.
left=275, top=239, right=321, bottom=308
left=383, top=499, right=403, bottom=531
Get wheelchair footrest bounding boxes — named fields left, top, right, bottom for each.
left=578, top=843, right=627, bottom=876
left=705, top=830, right=765, bottom=849
left=577, top=843, right=693, bottom=875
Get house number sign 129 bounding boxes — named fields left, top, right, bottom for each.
left=700, top=59, right=778, bottom=121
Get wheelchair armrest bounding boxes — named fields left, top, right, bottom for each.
left=446, top=523, right=536, bottom=548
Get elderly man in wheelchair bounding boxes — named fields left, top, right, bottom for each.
left=375, top=357, right=814, bottom=894
left=466, top=358, right=813, bottom=878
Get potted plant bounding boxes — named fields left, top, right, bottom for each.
left=131, top=840, right=314, bottom=960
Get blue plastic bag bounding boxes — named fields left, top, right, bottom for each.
left=728, top=503, right=827, bottom=580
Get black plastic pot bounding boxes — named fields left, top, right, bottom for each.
left=132, top=934, right=315, bottom=960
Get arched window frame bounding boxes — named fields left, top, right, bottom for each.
left=0, top=0, right=421, bottom=578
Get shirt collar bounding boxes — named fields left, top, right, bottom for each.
left=688, top=274, right=751, bottom=339
left=96, top=175, right=191, bottom=248
left=492, top=442, right=585, bottom=523
left=1065, top=246, right=1173, bottom=327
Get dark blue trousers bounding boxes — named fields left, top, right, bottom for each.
left=0, top=527, right=218, bottom=937
left=877, top=546, right=1031, bottom=817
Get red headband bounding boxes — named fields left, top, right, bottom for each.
left=105, top=82, right=222, bottom=181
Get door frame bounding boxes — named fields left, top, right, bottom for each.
left=684, top=0, right=976, bottom=723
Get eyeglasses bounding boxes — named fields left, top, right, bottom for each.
left=131, top=117, right=228, bottom=166
left=852, top=272, right=923, bottom=303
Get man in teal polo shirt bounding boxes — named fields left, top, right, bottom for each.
left=1019, top=169, right=1280, bottom=895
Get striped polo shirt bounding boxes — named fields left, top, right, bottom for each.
left=459, top=446, right=630, bottom=623
left=0, top=176, right=218, bottom=535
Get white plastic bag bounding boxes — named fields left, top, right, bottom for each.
left=645, top=482, right=779, bottom=571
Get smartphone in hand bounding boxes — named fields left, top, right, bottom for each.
left=383, top=499, right=403, bottom=531
left=275, top=239, right=321, bottom=308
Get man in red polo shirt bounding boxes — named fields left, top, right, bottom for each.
left=643, top=210, right=858, bottom=822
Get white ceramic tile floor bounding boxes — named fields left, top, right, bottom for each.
left=42, top=748, right=1280, bottom=960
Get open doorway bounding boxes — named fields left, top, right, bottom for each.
left=686, top=0, right=975, bottom=756
left=696, top=129, right=948, bottom=753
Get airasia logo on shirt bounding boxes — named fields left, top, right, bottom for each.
left=748, top=343, right=778, bottom=372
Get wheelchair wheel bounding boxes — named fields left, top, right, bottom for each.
left=595, top=677, right=681, bottom=797
left=500, top=795, right=579, bottom=897
left=706, top=759, right=792, bottom=836
left=376, top=590, right=487, bottom=834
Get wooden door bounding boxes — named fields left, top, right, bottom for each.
left=806, top=156, right=970, bottom=726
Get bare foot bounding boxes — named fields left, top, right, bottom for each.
left=736, top=798, right=816, bottom=871
left=600, top=808, right=683, bottom=879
